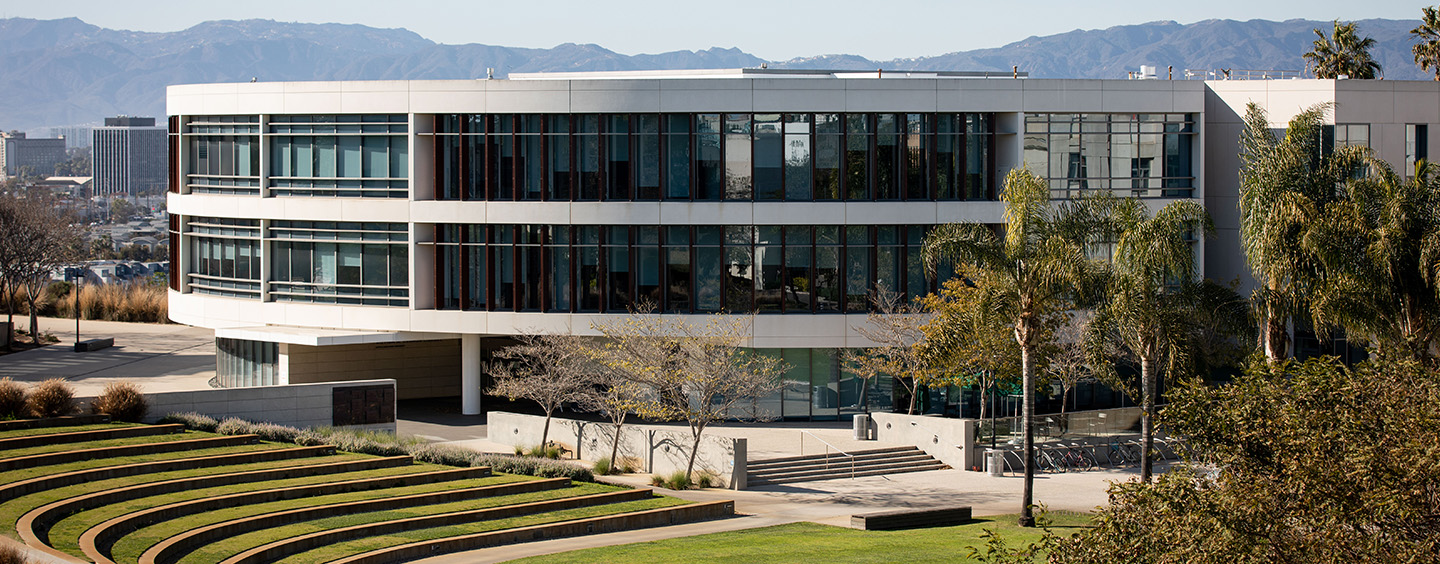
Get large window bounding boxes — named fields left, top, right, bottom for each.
left=216, top=338, right=278, bottom=387
left=1023, top=113, right=1195, bottom=198
left=186, top=217, right=262, bottom=299
left=426, top=112, right=996, bottom=203
left=269, top=221, right=409, bottom=307
left=269, top=115, right=409, bottom=198
left=185, top=116, right=260, bottom=195
left=1407, top=124, right=1428, bottom=177
left=424, top=223, right=940, bottom=314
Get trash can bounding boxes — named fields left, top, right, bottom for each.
left=853, top=414, right=872, bottom=441
left=986, top=449, right=1005, bottom=477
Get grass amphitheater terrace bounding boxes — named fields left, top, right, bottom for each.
left=0, top=415, right=732, bottom=564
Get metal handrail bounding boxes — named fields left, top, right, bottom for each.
left=799, top=430, right=857, bottom=479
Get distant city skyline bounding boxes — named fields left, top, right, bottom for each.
left=3, top=0, right=1427, bottom=61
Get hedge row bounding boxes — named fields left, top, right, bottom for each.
left=156, top=412, right=593, bottom=482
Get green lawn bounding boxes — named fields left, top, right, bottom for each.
left=0, top=423, right=142, bottom=440
left=0, top=441, right=292, bottom=486
left=508, top=514, right=1094, bottom=564
left=0, top=430, right=210, bottom=459
left=173, top=481, right=620, bottom=564
left=47, top=460, right=460, bottom=558
left=0, top=448, right=351, bottom=538
left=274, top=496, right=690, bottom=564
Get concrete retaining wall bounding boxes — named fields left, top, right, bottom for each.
left=88, top=380, right=398, bottom=433
left=871, top=413, right=978, bottom=470
left=486, top=412, right=748, bottom=489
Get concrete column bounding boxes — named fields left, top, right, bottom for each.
left=461, top=334, right=482, bottom=415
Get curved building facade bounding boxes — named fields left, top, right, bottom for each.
left=168, top=69, right=1216, bottom=419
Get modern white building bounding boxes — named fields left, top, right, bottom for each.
left=164, top=70, right=1440, bottom=418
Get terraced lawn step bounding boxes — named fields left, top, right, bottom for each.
left=0, top=435, right=258, bottom=472
left=325, top=500, right=736, bottom=564
left=0, top=415, right=111, bottom=433
left=749, top=462, right=949, bottom=486
left=748, top=446, right=919, bottom=467
left=0, top=443, right=333, bottom=502
left=0, top=424, right=184, bottom=452
left=80, top=466, right=497, bottom=564
left=207, top=488, right=657, bottom=564
left=20, top=456, right=419, bottom=559
left=747, top=453, right=938, bottom=476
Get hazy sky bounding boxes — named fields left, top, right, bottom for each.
left=3, top=0, right=1427, bottom=60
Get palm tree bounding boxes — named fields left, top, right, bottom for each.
left=1304, top=20, right=1382, bottom=79
left=1412, top=7, right=1440, bottom=81
left=1238, top=103, right=1365, bottom=364
left=1087, top=198, right=1213, bottom=483
left=1304, top=158, right=1440, bottom=363
left=922, top=169, right=1108, bottom=527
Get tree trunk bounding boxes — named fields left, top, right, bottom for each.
left=1264, top=304, right=1288, bottom=364
left=540, top=411, right=553, bottom=449
left=907, top=378, right=918, bottom=415
left=27, top=296, right=39, bottom=344
left=686, top=423, right=704, bottom=479
left=1140, top=354, right=1155, bottom=483
left=609, top=420, right=624, bottom=471
left=1018, top=332, right=1037, bottom=528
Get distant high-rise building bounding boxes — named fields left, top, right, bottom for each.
left=48, top=125, right=94, bottom=149
left=0, top=131, right=67, bottom=179
left=92, top=116, right=168, bottom=196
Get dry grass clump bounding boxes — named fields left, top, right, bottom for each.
left=27, top=378, right=75, bottom=418
left=91, top=381, right=148, bottom=422
left=51, top=283, right=168, bottom=323
left=0, top=378, right=28, bottom=420
left=0, top=543, right=34, bottom=564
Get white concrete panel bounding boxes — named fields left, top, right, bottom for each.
left=657, top=202, right=754, bottom=225
left=844, top=202, right=937, bottom=224
left=485, top=86, right=571, bottom=113
left=408, top=89, right=488, bottom=113
left=342, top=307, right=414, bottom=332
left=935, top=201, right=1006, bottom=223
left=481, top=201, right=570, bottom=224
left=339, top=90, right=412, bottom=114
left=658, top=87, right=754, bottom=112
left=570, top=83, right=662, bottom=113
left=1021, top=86, right=1104, bottom=113
left=282, top=303, right=345, bottom=329
left=1392, top=89, right=1440, bottom=124
left=282, top=92, right=346, bottom=114
left=750, top=88, right=847, bottom=112
left=844, top=85, right=937, bottom=112
left=410, top=201, right=487, bottom=224
left=568, top=202, right=662, bottom=224
left=1098, top=89, right=1176, bottom=113
left=751, top=203, right=846, bottom=225
left=339, top=200, right=411, bottom=222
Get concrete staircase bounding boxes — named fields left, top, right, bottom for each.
left=746, top=446, right=948, bottom=487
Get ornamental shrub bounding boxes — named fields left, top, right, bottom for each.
left=27, top=378, right=74, bottom=418
left=91, top=381, right=147, bottom=422
left=0, top=378, right=28, bottom=419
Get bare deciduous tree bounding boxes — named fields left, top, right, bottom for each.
left=0, top=194, right=80, bottom=342
left=488, top=333, right=597, bottom=451
left=842, top=285, right=934, bottom=415
left=593, top=309, right=786, bottom=478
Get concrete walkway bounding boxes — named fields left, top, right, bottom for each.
left=406, top=410, right=1153, bottom=564
left=0, top=317, right=215, bottom=395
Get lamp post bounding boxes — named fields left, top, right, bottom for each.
left=65, top=267, right=82, bottom=345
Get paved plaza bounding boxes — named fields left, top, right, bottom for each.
left=2, top=318, right=1144, bottom=563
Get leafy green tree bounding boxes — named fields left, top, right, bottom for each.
left=1304, top=20, right=1382, bottom=79
left=918, top=273, right=1025, bottom=423
left=1412, top=6, right=1440, bottom=80
left=1086, top=198, right=1213, bottom=483
left=1303, top=158, right=1440, bottom=363
left=921, top=169, right=1108, bottom=527
left=1237, top=103, right=1364, bottom=364
left=1046, top=356, right=1440, bottom=564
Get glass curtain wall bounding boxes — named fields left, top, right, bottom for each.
left=269, top=221, right=409, bottom=306
left=269, top=115, right=409, bottom=198
left=186, top=217, right=262, bottom=298
left=424, top=223, right=938, bottom=314
left=185, top=116, right=260, bottom=195
left=215, top=338, right=278, bottom=387
left=425, top=112, right=996, bottom=202
left=1022, top=113, right=1196, bottom=198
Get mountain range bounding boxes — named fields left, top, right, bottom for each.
left=0, top=17, right=1430, bottom=132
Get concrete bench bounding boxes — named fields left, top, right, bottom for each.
left=74, top=338, right=114, bottom=352
left=851, top=505, right=973, bottom=530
